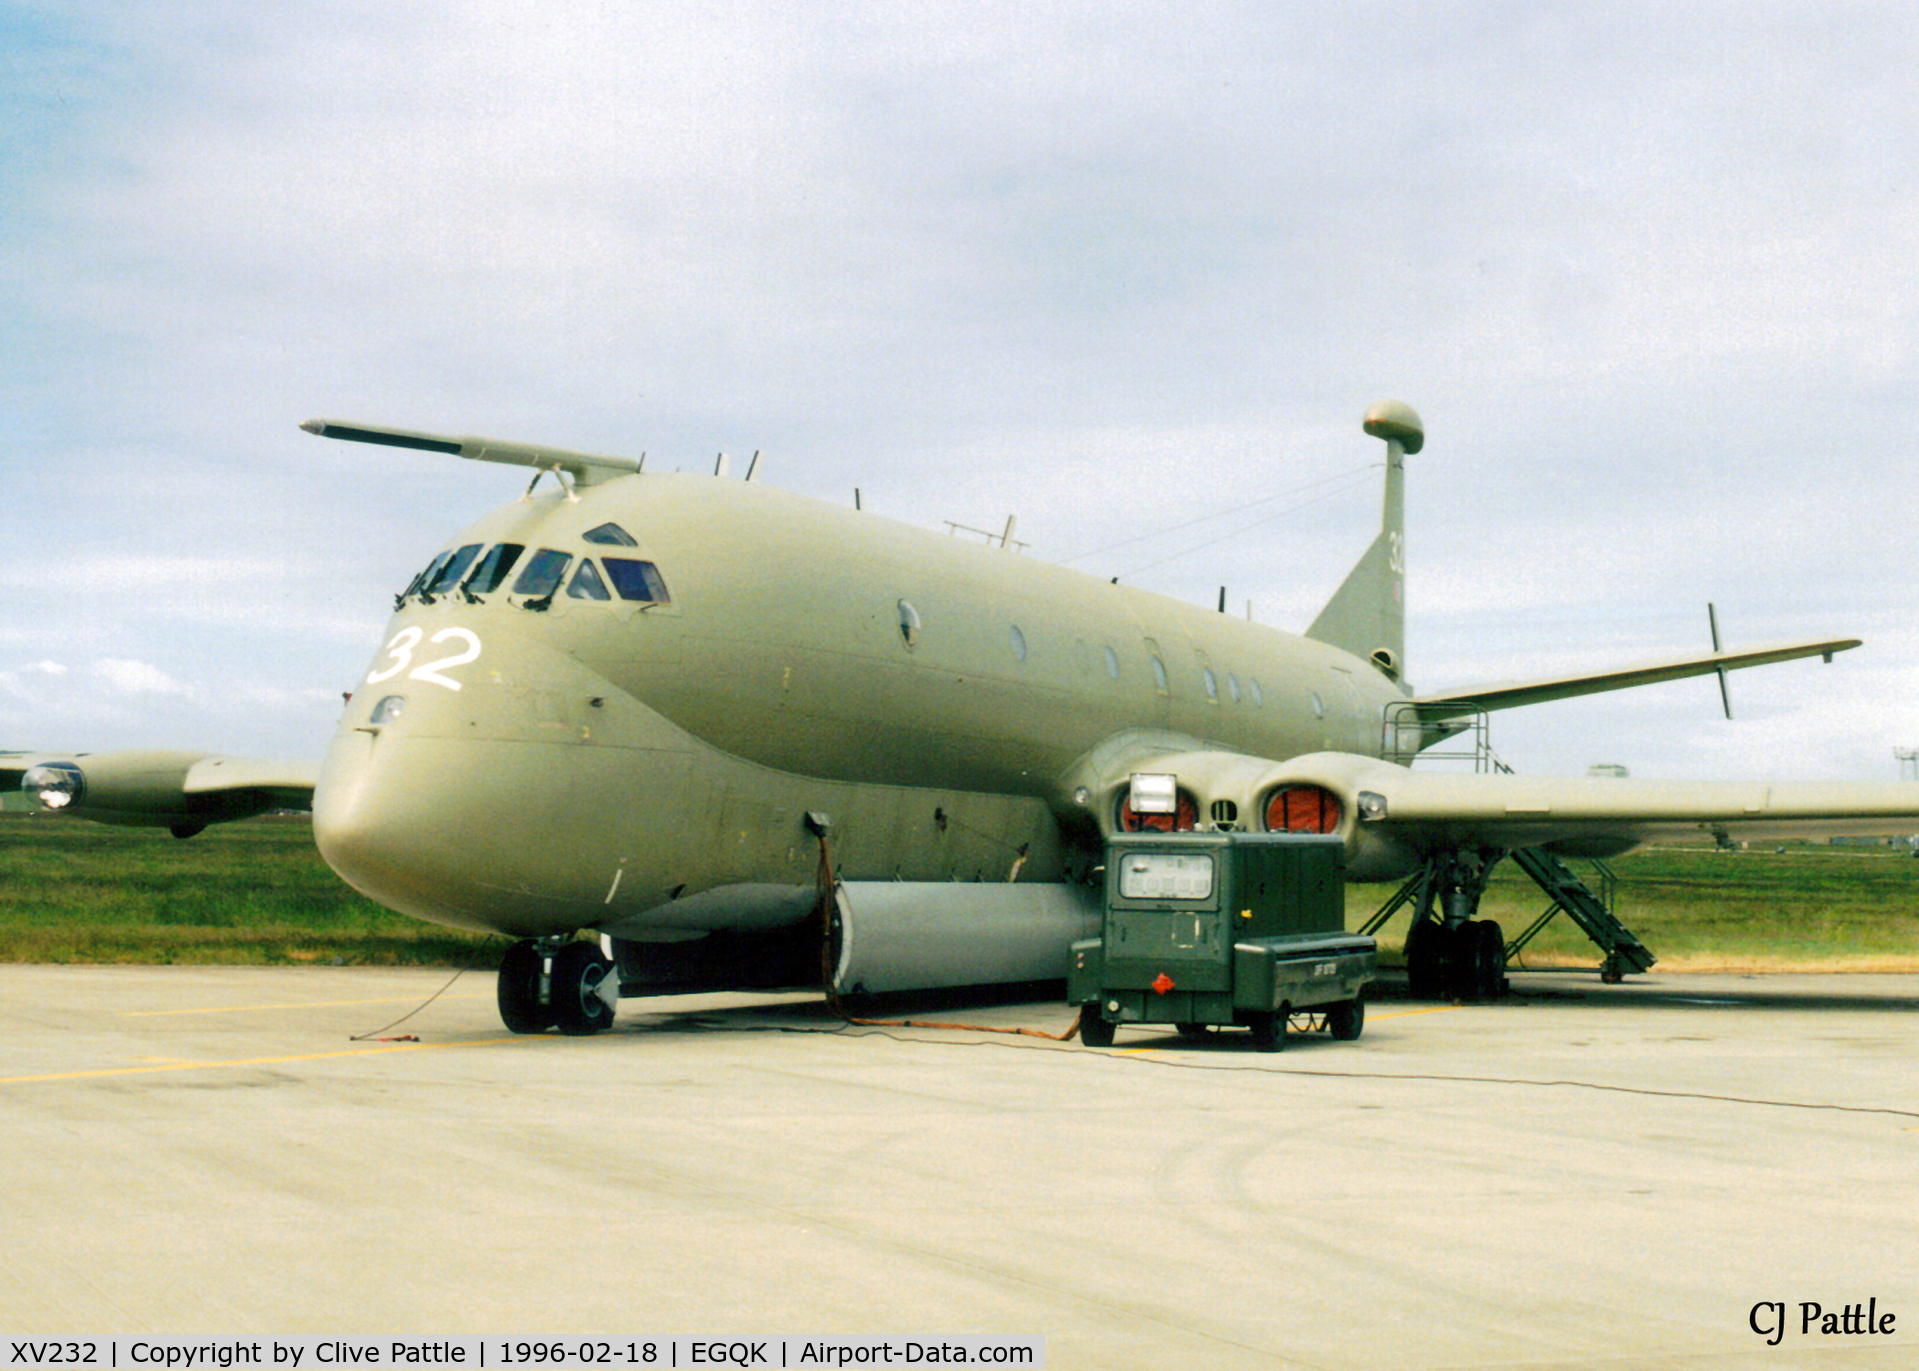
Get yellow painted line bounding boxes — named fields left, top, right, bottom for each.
left=1371, top=1004, right=1467, bottom=1020
left=0, top=1035, right=522, bottom=1086
left=118, top=993, right=489, bottom=1018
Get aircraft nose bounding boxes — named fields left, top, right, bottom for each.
left=313, top=637, right=695, bottom=937
left=312, top=723, right=501, bottom=933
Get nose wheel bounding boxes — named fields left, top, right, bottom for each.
left=497, top=939, right=620, bottom=1035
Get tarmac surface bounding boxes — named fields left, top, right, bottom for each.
left=3, top=965, right=1918, bottom=1370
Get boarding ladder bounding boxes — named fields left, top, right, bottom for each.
left=1503, top=847, right=1656, bottom=981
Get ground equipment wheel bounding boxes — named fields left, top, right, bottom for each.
left=497, top=940, right=551, bottom=1034
left=1248, top=1010, right=1286, bottom=1053
left=551, top=941, right=618, bottom=1035
left=1327, top=994, right=1365, bottom=1041
left=1079, top=1007, right=1116, bottom=1047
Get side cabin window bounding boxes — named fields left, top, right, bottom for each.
left=603, top=558, right=672, bottom=604
left=1143, top=638, right=1170, bottom=695
left=513, top=549, right=573, bottom=598
left=583, top=522, right=640, bottom=547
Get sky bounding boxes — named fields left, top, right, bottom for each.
left=3, top=0, right=1916, bottom=782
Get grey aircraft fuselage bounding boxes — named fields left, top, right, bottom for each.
left=311, top=469, right=1408, bottom=943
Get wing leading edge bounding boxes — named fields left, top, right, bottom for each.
left=1269, top=751, right=1919, bottom=873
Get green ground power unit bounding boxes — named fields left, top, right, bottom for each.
left=1070, top=831, right=1377, bottom=1050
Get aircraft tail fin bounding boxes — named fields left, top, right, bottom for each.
left=1305, top=401, right=1419, bottom=684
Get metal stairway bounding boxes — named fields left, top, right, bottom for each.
left=1505, top=846, right=1656, bottom=981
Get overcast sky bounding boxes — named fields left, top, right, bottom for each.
left=4, top=0, right=1916, bottom=782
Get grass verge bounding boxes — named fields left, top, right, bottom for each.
left=0, top=813, right=495, bottom=966
left=4, top=815, right=1917, bottom=971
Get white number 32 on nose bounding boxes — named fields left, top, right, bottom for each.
left=365, top=627, right=483, bottom=691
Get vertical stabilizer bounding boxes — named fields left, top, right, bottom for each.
left=1305, top=401, right=1420, bottom=683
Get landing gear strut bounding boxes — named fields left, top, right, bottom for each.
left=496, top=938, right=620, bottom=1035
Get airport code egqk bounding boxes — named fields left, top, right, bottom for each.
left=4, top=1340, right=1043, bottom=1369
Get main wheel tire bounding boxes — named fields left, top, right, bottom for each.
left=497, top=940, right=551, bottom=1034
left=1404, top=919, right=1443, bottom=999
left=551, top=941, right=618, bottom=1036
left=1079, top=1007, right=1116, bottom=1048
left=1460, top=919, right=1505, bottom=1000
left=1327, top=994, right=1365, bottom=1041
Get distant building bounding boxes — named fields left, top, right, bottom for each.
left=1587, top=764, right=1630, bottom=779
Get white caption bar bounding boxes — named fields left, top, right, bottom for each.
left=2, top=1340, right=1043, bottom=1370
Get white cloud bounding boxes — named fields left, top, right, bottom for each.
left=91, top=658, right=196, bottom=699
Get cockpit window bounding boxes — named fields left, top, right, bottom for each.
left=464, top=543, right=525, bottom=595
left=567, top=560, right=612, bottom=600
left=402, top=550, right=453, bottom=601
left=602, top=558, right=672, bottom=604
left=583, top=522, right=639, bottom=547
left=512, top=548, right=573, bottom=598
left=423, top=544, right=484, bottom=597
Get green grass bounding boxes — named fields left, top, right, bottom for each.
left=4, top=814, right=1917, bottom=969
left=0, top=813, right=495, bottom=966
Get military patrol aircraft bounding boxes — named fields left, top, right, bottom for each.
left=10, top=402, right=1919, bottom=1032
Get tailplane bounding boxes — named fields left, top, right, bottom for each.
left=1305, top=400, right=1420, bottom=684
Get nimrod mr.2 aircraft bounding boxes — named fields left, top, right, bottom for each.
left=11, top=403, right=1919, bottom=1033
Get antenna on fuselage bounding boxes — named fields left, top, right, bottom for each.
left=1709, top=603, right=1734, bottom=719
left=300, top=419, right=641, bottom=489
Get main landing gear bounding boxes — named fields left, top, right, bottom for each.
left=1403, top=916, right=1508, bottom=1002
left=1396, top=847, right=1510, bottom=1002
left=497, top=938, right=620, bottom=1035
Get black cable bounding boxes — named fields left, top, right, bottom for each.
left=348, top=936, right=501, bottom=1041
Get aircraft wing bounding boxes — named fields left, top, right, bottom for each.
left=1270, top=751, right=1919, bottom=870
left=1412, top=637, right=1861, bottom=721
left=4, top=750, right=317, bottom=830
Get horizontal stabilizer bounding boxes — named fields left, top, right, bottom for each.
left=1412, top=637, right=1861, bottom=722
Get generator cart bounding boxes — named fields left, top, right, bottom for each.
left=1071, top=831, right=1376, bottom=1051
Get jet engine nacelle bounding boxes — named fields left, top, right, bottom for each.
left=1082, top=747, right=1427, bottom=883
left=19, top=749, right=292, bottom=838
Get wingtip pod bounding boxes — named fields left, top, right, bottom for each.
left=1363, top=399, right=1423, bottom=454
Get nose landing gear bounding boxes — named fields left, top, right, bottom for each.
left=497, top=938, right=620, bottom=1034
